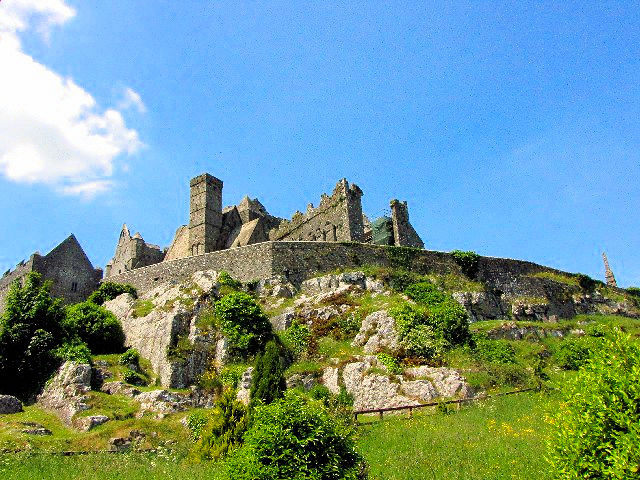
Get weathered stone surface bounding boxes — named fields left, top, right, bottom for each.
left=270, top=307, right=296, bottom=332
left=20, top=422, right=52, bottom=436
left=74, top=415, right=109, bottom=431
left=136, top=390, right=193, bottom=416
left=404, top=366, right=473, bottom=398
left=485, top=322, right=566, bottom=340
left=286, top=373, right=317, bottom=391
left=322, top=367, right=340, bottom=395
left=353, top=310, right=400, bottom=354
left=109, top=437, right=132, bottom=452
left=236, top=367, right=253, bottom=405
left=38, top=362, right=92, bottom=425
left=0, top=395, right=23, bottom=414
left=100, top=381, right=140, bottom=398
left=452, top=291, right=505, bottom=322
left=255, top=276, right=296, bottom=298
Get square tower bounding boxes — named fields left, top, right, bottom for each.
left=189, top=173, right=223, bottom=256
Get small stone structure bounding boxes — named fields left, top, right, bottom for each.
left=602, top=252, right=617, bottom=287
left=104, top=174, right=423, bottom=278
left=0, top=234, right=102, bottom=312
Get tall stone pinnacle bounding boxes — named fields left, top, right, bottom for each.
left=602, top=252, right=617, bottom=287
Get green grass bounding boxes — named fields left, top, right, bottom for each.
left=132, top=299, right=154, bottom=318
left=358, top=391, right=557, bottom=480
left=530, top=271, right=579, bottom=287
left=425, top=272, right=486, bottom=293
left=316, top=336, right=363, bottom=360
left=284, top=359, right=323, bottom=376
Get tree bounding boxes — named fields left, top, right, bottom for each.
left=214, top=292, right=272, bottom=357
left=250, top=339, right=287, bottom=406
left=548, top=332, right=640, bottom=478
left=0, top=273, right=66, bottom=400
left=87, top=282, right=137, bottom=305
left=63, top=301, right=125, bottom=354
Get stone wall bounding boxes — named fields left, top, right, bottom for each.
left=0, top=257, right=35, bottom=311
left=269, top=179, right=365, bottom=243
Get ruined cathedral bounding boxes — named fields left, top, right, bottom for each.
left=105, top=174, right=424, bottom=278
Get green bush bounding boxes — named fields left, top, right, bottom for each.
left=224, top=392, right=366, bottom=480
left=119, top=348, right=140, bottom=367
left=336, top=312, right=362, bottom=339
left=122, top=368, right=146, bottom=386
left=219, top=364, right=248, bottom=389
left=627, top=287, right=640, bottom=297
left=451, top=250, right=480, bottom=278
left=548, top=332, right=640, bottom=478
left=473, top=335, right=517, bottom=364
left=556, top=338, right=594, bottom=370
left=250, top=340, right=287, bottom=406
left=376, top=352, right=402, bottom=374
left=64, top=302, right=125, bottom=354
left=214, top=292, right=272, bottom=358
left=55, top=341, right=92, bottom=364
left=187, top=410, right=209, bottom=440
left=87, top=282, right=137, bottom=306
left=0, top=272, right=66, bottom=400
left=575, top=273, right=597, bottom=292
left=404, top=282, right=447, bottom=305
left=280, top=321, right=311, bottom=358
left=218, top=271, right=243, bottom=290
left=191, top=389, right=248, bottom=462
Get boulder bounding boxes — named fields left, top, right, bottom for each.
left=286, top=373, right=317, bottom=391
left=451, top=291, right=505, bottom=322
left=74, top=415, right=109, bottom=431
left=270, top=308, right=296, bottom=332
left=0, top=395, right=23, bottom=414
left=37, top=361, right=92, bottom=425
left=100, top=381, right=140, bottom=398
left=20, top=422, right=52, bottom=435
left=352, top=310, right=400, bottom=354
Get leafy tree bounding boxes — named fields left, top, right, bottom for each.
left=224, top=392, right=366, bottom=480
left=250, top=339, right=287, bottom=406
left=63, top=301, right=125, bottom=354
left=548, top=332, right=640, bottom=478
left=214, top=292, right=272, bottom=357
left=87, top=282, right=137, bottom=306
left=450, top=250, right=480, bottom=278
left=575, top=273, right=597, bottom=292
left=0, top=273, right=66, bottom=400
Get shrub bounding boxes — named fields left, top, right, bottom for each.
left=280, top=321, right=311, bottom=358
left=451, top=250, right=480, bottom=278
left=64, top=302, right=125, bottom=354
left=391, top=304, right=446, bottom=359
left=627, top=287, right=640, bottom=297
left=87, top=282, right=137, bottom=306
left=122, top=368, right=146, bottom=386
left=187, top=410, right=210, bottom=440
left=250, top=340, right=287, bottom=406
left=336, top=312, right=362, bottom=339
left=191, top=389, right=248, bottom=462
left=198, top=370, right=223, bottom=393
left=224, top=392, right=366, bottom=480
left=575, top=273, right=597, bottom=292
left=218, top=271, right=243, bottom=290
left=119, top=348, right=140, bottom=367
left=404, top=281, right=447, bottom=305
left=214, top=292, right=272, bottom=357
left=548, top=333, right=640, bottom=478
left=585, top=323, right=608, bottom=338
left=376, top=352, right=402, bottom=374
left=473, top=335, right=517, bottom=364
left=0, top=272, right=66, bottom=400
left=55, top=341, right=92, bottom=364
left=556, top=338, right=594, bottom=370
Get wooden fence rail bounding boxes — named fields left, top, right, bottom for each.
left=353, top=387, right=537, bottom=422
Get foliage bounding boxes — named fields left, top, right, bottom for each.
left=0, top=272, right=66, bottom=400
left=197, top=369, right=222, bottom=393
left=119, top=348, right=140, bottom=367
left=385, top=246, right=421, bottom=269
left=87, top=282, right=137, bottom=306
left=224, top=392, right=366, bottom=480
left=472, top=335, right=517, bottom=364
left=63, top=302, right=125, bottom=354
left=219, top=364, right=249, bottom=389
left=336, top=311, right=362, bottom=338
left=575, top=273, right=597, bottom=292
left=54, top=341, right=92, bottom=364
left=555, top=337, right=594, bottom=370
left=217, top=271, right=243, bottom=290
left=122, top=369, right=147, bottom=386
left=191, top=389, right=248, bottom=462
left=451, top=250, right=480, bottom=278
left=280, top=320, right=311, bottom=358
left=187, top=410, right=210, bottom=440
left=548, top=333, right=640, bottom=479
left=376, top=352, right=402, bottom=374
left=404, top=281, right=447, bottom=305
left=166, top=335, right=194, bottom=361
left=214, top=292, right=272, bottom=357
left=250, top=340, right=287, bottom=406
left=132, top=299, right=154, bottom=318
left=627, top=287, right=640, bottom=297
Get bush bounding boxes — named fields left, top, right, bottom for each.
left=64, top=302, right=125, bottom=354
left=87, top=282, right=137, bottom=306
left=224, top=392, right=366, bottom=480
left=404, top=282, right=447, bottom=305
left=217, top=271, right=243, bottom=290
left=122, top=368, right=146, bottom=386
left=55, top=341, right=92, bottom=364
left=548, top=333, right=640, bottom=478
left=451, top=250, right=480, bottom=278
left=280, top=321, right=311, bottom=358
left=473, top=335, right=517, bottom=364
left=187, top=410, right=209, bottom=440
left=250, top=340, right=287, bottom=406
left=214, top=292, right=272, bottom=358
left=626, top=286, right=640, bottom=297
left=0, top=272, right=66, bottom=400
left=376, top=352, right=402, bottom=374
left=119, top=348, right=140, bottom=367
left=575, top=273, right=597, bottom=292
left=191, top=389, right=248, bottom=462
left=556, top=338, right=594, bottom=370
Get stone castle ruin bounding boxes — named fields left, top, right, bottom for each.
left=104, top=173, right=424, bottom=279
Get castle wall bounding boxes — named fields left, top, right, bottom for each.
left=0, top=256, right=36, bottom=312
left=268, top=179, right=365, bottom=243
left=105, top=226, right=165, bottom=277
left=189, top=174, right=223, bottom=255
left=390, top=200, right=424, bottom=248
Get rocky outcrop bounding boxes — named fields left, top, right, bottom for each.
left=104, top=270, right=220, bottom=388
left=74, top=415, right=109, bottom=431
left=255, top=275, right=296, bottom=298
left=38, top=362, right=92, bottom=425
left=323, top=356, right=473, bottom=411
left=452, top=291, right=506, bottom=322
left=352, top=310, right=400, bottom=354
left=0, top=395, right=23, bottom=414
left=236, top=367, right=253, bottom=405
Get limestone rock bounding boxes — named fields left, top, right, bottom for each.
left=352, top=310, right=400, bottom=354
left=100, top=381, right=141, bottom=398
left=20, top=422, right=52, bottom=435
left=270, top=307, right=296, bottom=332
left=38, top=361, right=92, bottom=425
left=255, top=276, right=296, bottom=298
left=404, top=366, right=473, bottom=398
left=452, top=291, right=504, bottom=322
left=322, top=367, right=340, bottom=395
left=0, top=395, right=23, bottom=414
left=286, top=373, right=317, bottom=391
left=236, top=367, right=253, bottom=405
left=109, top=437, right=132, bottom=452
left=74, top=415, right=109, bottom=431
left=136, top=390, right=193, bottom=416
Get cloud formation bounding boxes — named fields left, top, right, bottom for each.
left=0, top=0, right=143, bottom=198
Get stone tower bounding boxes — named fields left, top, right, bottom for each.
left=390, top=199, right=424, bottom=248
left=189, top=173, right=223, bottom=256
left=602, top=252, right=617, bottom=287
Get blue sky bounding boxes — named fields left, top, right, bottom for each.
left=0, top=1, right=638, bottom=286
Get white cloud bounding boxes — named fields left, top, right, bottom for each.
left=119, top=87, right=147, bottom=113
left=0, top=1, right=143, bottom=197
